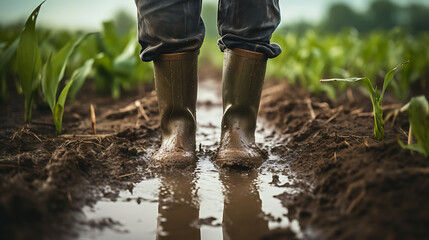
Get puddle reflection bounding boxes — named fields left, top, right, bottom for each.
left=155, top=168, right=280, bottom=240
left=157, top=172, right=200, bottom=239
left=220, top=171, right=269, bottom=240
left=82, top=158, right=298, bottom=239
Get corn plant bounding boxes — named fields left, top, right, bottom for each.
left=14, top=2, right=93, bottom=133
left=41, top=34, right=92, bottom=133
left=321, top=61, right=408, bottom=139
left=268, top=29, right=429, bottom=101
left=398, top=96, right=429, bottom=157
left=92, top=21, right=153, bottom=98
left=16, top=1, right=44, bottom=122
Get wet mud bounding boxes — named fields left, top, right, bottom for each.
left=78, top=77, right=304, bottom=240
left=260, top=81, right=429, bottom=240
left=1, top=65, right=428, bottom=240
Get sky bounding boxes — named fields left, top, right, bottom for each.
left=0, top=0, right=428, bottom=30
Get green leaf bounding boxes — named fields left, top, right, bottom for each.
left=380, top=61, right=409, bottom=103
left=68, top=58, right=94, bottom=103
left=41, top=52, right=54, bottom=110
left=53, top=77, right=74, bottom=134
left=42, top=33, right=91, bottom=111
left=407, top=96, right=429, bottom=157
left=398, top=139, right=428, bottom=157
left=113, top=38, right=137, bottom=77
left=321, top=77, right=374, bottom=95
left=321, top=77, right=384, bottom=139
left=93, top=53, right=114, bottom=95
left=94, top=52, right=113, bottom=71
left=102, top=21, right=121, bottom=56
left=40, top=33, right=92, bottom=133
left=17, top=1, right=44, bottom=122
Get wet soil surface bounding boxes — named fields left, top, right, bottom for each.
left=1, top=65, right=428, bottom=240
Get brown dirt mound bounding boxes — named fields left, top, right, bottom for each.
left=0, top=81, right=160, bottom=239
left=260, top=81, right=429, bottom=240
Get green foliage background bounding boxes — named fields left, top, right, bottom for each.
left=0, top=0, right=428, bottom=138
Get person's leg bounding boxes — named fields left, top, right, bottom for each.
left=134, top=0, right=204, bottom=168
left=217, top=0, right=281, bottom=58
left=135, top=0, right=205, bottom=62
left=216, top=0, right=281, bottom=168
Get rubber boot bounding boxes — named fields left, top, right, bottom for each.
left=151, top=50, right=199, bottom=169
left=216, top=48, right=267, bottom=169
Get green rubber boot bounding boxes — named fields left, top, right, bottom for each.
left=216, top=48, right=267, bottom=169
left=151, top=50, right=199, bottom=169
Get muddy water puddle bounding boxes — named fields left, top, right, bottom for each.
left=81, top=79, right=304, bottom=239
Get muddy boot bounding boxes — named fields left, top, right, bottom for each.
left=216, top=49, right=267, bottom=169
left=151, top=51, right=199, bottom=169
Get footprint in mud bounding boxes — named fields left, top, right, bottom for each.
left=81, top=79, right=305, bottom=240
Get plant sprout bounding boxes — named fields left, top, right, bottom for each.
left=15, top=1, right=93, bottom=133
left=398, top=96, right=429, bottom=157
left=321, top=61, right=408, bottom=139
left=16, top=1, right=44, bottom=122
left=41, top=34, right=92, bottom=134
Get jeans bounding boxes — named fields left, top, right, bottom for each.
left=135, top=0, right=281, bottom=62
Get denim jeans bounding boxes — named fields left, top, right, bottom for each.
left=134, top=0, right=281, bottom=62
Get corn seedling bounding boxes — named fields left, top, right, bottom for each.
left=398, top=96, right=429, bottom=157
left=268, top=30, right=429, bottom=101
left=93, top=21, right=136, bottom=98
left=41, top=34, right=92, bottom=134
left=321, top=61, right=408, bottom=139
left=48, top=57, right=94, bottom=134
left=16, top=1, right=44, bottom=122
left=93, top=21, right=152, bottom=98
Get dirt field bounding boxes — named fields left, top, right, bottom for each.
left=1, top=65, right=428, bottom=240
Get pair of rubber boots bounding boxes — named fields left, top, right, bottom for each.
left=151, top=48, right=267, bottom=169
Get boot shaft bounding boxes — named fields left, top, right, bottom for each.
left=221, top=49, right=267, bottom=136
left=153, top=51, right=199, bottom=137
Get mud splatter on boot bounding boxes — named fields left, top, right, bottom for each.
left=151, top=51, right=199, bottom=169
left=216, top=49, right=268, bottom=169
